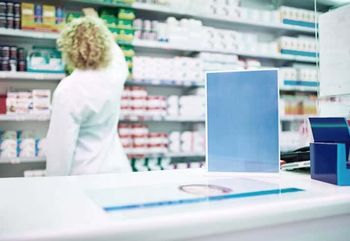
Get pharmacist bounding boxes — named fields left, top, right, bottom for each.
left=46, top=16, right=131, bottom=176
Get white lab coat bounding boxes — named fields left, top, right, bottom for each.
left=46, top=44, right=131, bottom=176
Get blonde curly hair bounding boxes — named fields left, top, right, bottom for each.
left=57, top=17, right=114, bottom=70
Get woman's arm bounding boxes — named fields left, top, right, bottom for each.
left=109, top=43, right=128, bottom=79
left=46, top=88, right=80, bottom=176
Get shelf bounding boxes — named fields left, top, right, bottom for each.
left=126, top=79, right=204, bottom=87
left=280, top=80, right=319, bottom=92
left=0, top=71, right=65, bottom=81
left=66, top=1, right=315, bottom=35
left=163, top=116, right=205, bottom=122
left=120, top=115, right=205, bottom=122
left=0, top=114, right=51, bottom=121
left=1, top=113, right=312, bottom=122
left=132, top=39, right=317, bottom=63
left=281, top=161, right=310, bottom=171
left=0, top=114, right=204, bottom=122
left=280, top=86, right=318, bottom=92
left=280, top=115, right=316, bottom=121
left=0, top=30, right=317, bottom=62
left=2, top=113, right=310, bottom=123
left=68, top=0, right=133, bottom=8
left=0, top=153, right=205, bottom=164
left=195, top=14, right=316, bottom=34
left=127, top=152, right=205, bottom=158
left=132, top=2, right=315, bottom=34
left=167, top=152, right=205, bottom=158
left=0, top=156, right=46, bottom=164
left=132, top=39, right=196, bottom=52
left=0, top=28, right=59, bottom=39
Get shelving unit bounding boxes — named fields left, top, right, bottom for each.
left=0, top=0, right=321, bottom=177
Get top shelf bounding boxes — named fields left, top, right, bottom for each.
left=68, top=1, right=316, bottom=34
left=133, top=2, right=316, bottom=34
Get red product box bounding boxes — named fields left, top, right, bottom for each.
left=0, top=95, right=6, bottom=114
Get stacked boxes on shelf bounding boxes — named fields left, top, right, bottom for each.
left=5, top=89, right=51, bottom=115
left=133, top=16, right=317, bottom=58
left=199, top=52, right=244, bottom=71
left=133, top=18, right=159, bottom=41
left=121, top=86, right=205, bottom=118
left=0, top=130, right=45, bottom=159
left=132, top=56, right=203, bottom=84
left=23, top=169, right=46, bottom=177
left=131, top=157, right=204, bottom=172
left=279, top=6, right=317, bottom=28
left=121, top=86, right=167, bottom=117
left=121, top=46, right=135, bottom=75
left=100, top=8, right=136, bottom=73
left=136, top=0, right=317, bottom=29
left=26, top=47, right=64, bottom=73
left=199, top=52, right=262, bottom=71
left=21, top=2, right=64, bottom=32
left=189, top=0, right=281, bottom=24
left=0, top=44, right=27, bottom=72
left=280, top=67, right=318, bottom=90
left=101, top=8, right=135, bottom=43
left=133, top=53, right=263, bottom=84
left=0, top=1, right=21, bottom=29
left=133, top=17, right=203, bottom=47
left=119, top=124, right=206, bottom=156
left=189, top=0, right=242, bottom=19
left=280, top=95, right=317, bottom=116
left=167, top=95, right=205, bottom=118
left=119, top=123, right=168, bottom=156
left=0, top=45, right=64, bottom=73
left=168, top=131, right=205, bottom=153
left=278, top=36, right=318, bottom=57
left=0, top=94, right=5, bottom=114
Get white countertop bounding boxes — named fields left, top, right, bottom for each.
left=1, top=169, right=350, bottom=241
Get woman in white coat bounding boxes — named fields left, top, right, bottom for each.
left=46, top=16, right=131, bottom=176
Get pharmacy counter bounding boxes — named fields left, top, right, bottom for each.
left=1, top=169, right=350, bottom=241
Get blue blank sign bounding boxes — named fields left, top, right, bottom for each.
left=206, top=70, right=279, bottom=172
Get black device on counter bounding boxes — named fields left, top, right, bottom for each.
left=281, top=146, right=310, bottom=163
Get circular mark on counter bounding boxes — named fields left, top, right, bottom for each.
left=179, top=184, right=232, bottom=196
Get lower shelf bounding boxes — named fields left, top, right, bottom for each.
left=120, top=115, right=206, bottom=122
left=127, top=152, right=205, bottom=158
left=0, top=114, right=50, bottom=121
left=0, top=156, right=46, bottom=164
left=0, top=152, right=205, bottom=164
left=281, top=161, right=310, bottom=171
